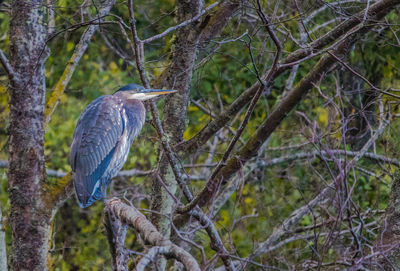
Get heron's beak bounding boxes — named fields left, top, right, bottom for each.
left=129, top=89, right=177, bottom=101
left=143, top=89, right=177, bottom=96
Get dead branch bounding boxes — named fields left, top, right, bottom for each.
left=0, top=206, right=7, bottom=271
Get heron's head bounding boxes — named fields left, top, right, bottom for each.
left=116, top=83, right=177, bottom=101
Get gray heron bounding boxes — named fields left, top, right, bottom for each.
left=69, top=83, right=176, bottom=207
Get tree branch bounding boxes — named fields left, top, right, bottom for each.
left=142, top=1, right=221, bottom=44
left=178, top=0, right=283, bottom=213
left=0, top=48, right=16, bottom=84
left=105, top=198, right=200, bottom=271
left=0, top=206, right=7, bottom=271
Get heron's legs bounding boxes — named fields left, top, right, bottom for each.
left=101, top=179, right=108, bottom=202
left=101, top=179, right=119, bottom=237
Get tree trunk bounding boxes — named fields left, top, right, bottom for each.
left=8, top=0, right=50, bottom=270
left=150, top=0, right=203, bottom=241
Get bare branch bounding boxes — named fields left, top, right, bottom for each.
left=0, top=48, right=16, bottom=83
left=105, top=198, right=200, bottom=271
left=142, top=2, right=220, bottom=44
left=0, top=206, right=7, bottom=271
left=178, top=0, right=283, bottom=213
left=128, top=0, right=193, bottom=201
left=135, top=246, right=172, bottom=271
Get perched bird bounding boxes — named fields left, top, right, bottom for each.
left=69, top=83, right=176, bottom=208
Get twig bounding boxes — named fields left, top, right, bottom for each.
left=142, top=2, right=220, bottom=44
left=0, top=206, right=7, bottom=271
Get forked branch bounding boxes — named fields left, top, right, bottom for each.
left=105, top=198, right=200, bottom=271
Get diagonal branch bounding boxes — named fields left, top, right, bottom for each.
left=44, top=0, right=116, bottom=130
left=0, top=48, right=16, bottom=84
left=142, top=1, right=221, bottom=44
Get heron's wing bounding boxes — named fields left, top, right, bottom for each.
left=70, top=95, right=124, bottom=206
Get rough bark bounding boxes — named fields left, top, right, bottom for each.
left=106, top=198, right=201, bottom=271
left=8, top=0, right=51, bottom=270
left=149, top=3, right=205, bottom=269
left=150, top=0, right=240, bottom=237
left=104, top=210, right=128, bottom=271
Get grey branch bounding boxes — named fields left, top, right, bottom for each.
left=142, top=1, right=220, bottom=44
left=135, top=246, right=172, bottom=271
left=264, top=149, right=400, bottom=168
left=105, top=198, right=200, bottom=271
left=0, top=48, right=16, bottom=83
left=0, top=160, right=206, bottom=180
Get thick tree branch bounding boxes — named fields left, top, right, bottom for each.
left=105, top=198, right=201, bottom=271
left=44, top=0, right=116, bottom=129
left=178, top=0, right=283, bottom=213
left=128, top=0, right=193, bottom=202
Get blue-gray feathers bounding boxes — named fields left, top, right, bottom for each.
left=70, top=94, right=145, bottom=208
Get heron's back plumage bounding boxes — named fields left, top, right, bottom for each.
left=70, top=95, right=145, bottom=207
